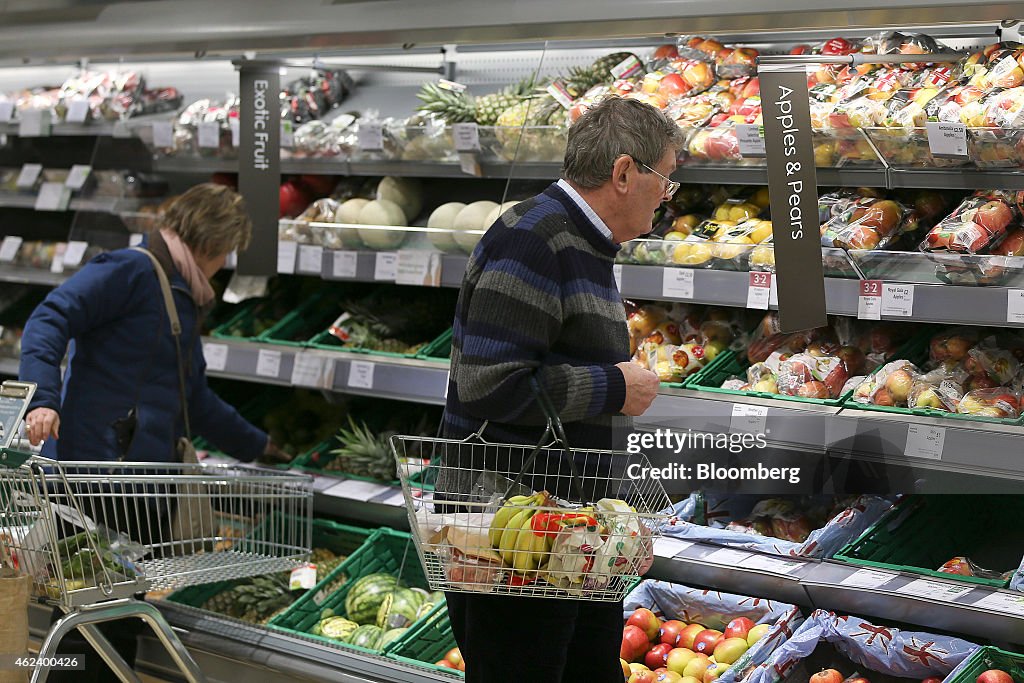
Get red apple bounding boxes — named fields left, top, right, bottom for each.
left=884, top=369, right=915, bottom=404
left=654, top=44, right=680, bottom=60
left=693, top=630, right=724, bottom=656
left=630, top=663, right=658, bottom=683
left=837, top=346, right=866, bottom=376
left=678, top=624, right=706, bottom=650
left=977, top=672, right=1014, bottom=683
left=746, top=624, right=771, bottom=647
left=435, top=659, right=457, bottom=669
left=722, top=617, right=755, bottom=641
left=658, top=672, right=685, bottom=683
left=647, top=643, right=675, bottom=670
left=658, top=74, right=690, bottom=99
left=713, top=638, right=749, bottom=665
left=628, top=608, right=664, bottom=642
left=667, top=649, right=699, bottom=675
left=661, top=620, right=689, bottom=647
left=975, top=201, right=1014, bottom=234
left=790, top=44, right=812, bottom=55
left=444, top=648, right=463, bottom=667
left=810, top=670, right=845, bottom=683
left=921, top=678, right=942, bottom=683
left=623, top=625, right=655, bottom=663
left=797, top=381, right=830, bottom=399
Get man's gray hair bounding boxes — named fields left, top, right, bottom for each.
left=562, top=96, right=686, bottom=189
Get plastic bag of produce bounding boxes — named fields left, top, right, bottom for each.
left=820, top=196, right=919, bottom=251
left=776, top=353, right=849, bottom=399
left=956, top=387, right=1022, bottom=418
left=929, top=327, right=981, bottom=365
left=920, top=190, right=1024, bottom=254
left=937, top=556, right=1016, bottom=581
left=852, top=359, right=920, bottom=407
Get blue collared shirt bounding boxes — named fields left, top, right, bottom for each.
left=556, top=178, right=616, bottom=245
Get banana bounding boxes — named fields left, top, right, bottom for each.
left=530, top=522, right=552, bottom=571
left=499, top=508, right=532, bottom=565
left=488, top=493, right=541, bottom=548
left=512, top=519, right=538, bottom=573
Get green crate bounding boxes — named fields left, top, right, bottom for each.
left=291, top=438, right=401, bottom=486
left=308, top=327, right=450, bottom=360
left=416, top=328, right=453, bottom=361
left=834, top=495, right=1024, bottom=588
left=384, top=602, right=463, bottom=677
left=268, top=528, right=430, bottom=655
left=950, top=647, right=1024, bottom=683
left=841, top=333, right=1024, bottom=426
left=258, top=292, right=340, bottom=348
left=166, top=515, right=372, bottom=613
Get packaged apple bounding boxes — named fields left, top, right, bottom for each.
left=937, top=556, right=1016, bottom=581
left=686, top=125, right=743, bottom=163
left=851, top=359, right=922, bottom=407
left=776, top=353, right=850, bottom=400
left=715, top=47, right=760, bottom=80
left=820, top=196, right=920, bottom=252
left=919, top=190, right=1024, bottom=254
left=956, top=388, right=1022, bottom=419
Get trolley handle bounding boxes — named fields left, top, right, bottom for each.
left=501, top=377, right=589, bottom=505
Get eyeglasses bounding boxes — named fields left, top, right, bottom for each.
left=625, top=155, right=680, bottom=197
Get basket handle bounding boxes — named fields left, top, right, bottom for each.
left=500, top=377, right=589, bottom=505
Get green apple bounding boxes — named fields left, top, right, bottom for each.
left=713, top=638, right=749, bottom=665
left=746, top=624, right=771, bottom=648
left=666, top=649, right=698, bottom=675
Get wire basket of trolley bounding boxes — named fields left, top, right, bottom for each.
left=0, top=380, right=313, bottom=683
left=392, top=378, right=671, bottom=602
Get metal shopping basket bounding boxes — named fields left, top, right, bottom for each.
left=0, top=381, right=313, bottom=683
left=392, top=379, right=671, bottom=602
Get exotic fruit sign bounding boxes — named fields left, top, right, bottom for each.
left=237, top=63, right=281, bottom=276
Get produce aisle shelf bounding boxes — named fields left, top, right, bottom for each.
left=0, top=265, right=69, bottom=287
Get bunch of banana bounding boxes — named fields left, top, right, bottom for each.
left=488, top=492, right=549, bottom=573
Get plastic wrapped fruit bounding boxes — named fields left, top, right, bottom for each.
left=777, top=353, right=849, bottom=399
left=629, top=302, right=747, bottom=379
left=687, top=125, right=741, bottom=162
left=920, top=191, right=1024, bottom=254
left=957, top=388, right=1022, bottom=418
left=820, top=196, right=920, bottom=251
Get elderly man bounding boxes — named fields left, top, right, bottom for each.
left=442, top=96, right=686, bottom=683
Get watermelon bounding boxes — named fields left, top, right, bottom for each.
left=317, top=616, right=358, bottom=642
left=379, top=627, right=408, bottom=650
left=344, top=573, right=400, bottom=625
left=376, top=588, right=423, bottom=629
left=348, top=624, right=384, bottom=650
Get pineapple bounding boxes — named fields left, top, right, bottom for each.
left=565, top=52, right=640, bottom=96
left=496, top=95, right=565, bottom=161
left=415, top=82, right=475, bottom=123
left=201, top=575, right=294, bottom=624
left=327, top=417, right=396, bottom=482
left=474, top=76, right=538, bottom=125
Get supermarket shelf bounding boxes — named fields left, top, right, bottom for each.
left=0, top=265, right=69, bottom=287
left=149, top=156, right=240, bottom=174
left=313, top=249, right=467, bottom=288
left=0, top=192, right=150, bottom=214
left=672, top=166, right=888, bottom=188
left=888, top=168, right=1024, bottom=191
left=0, top=357, right=17, bottom=376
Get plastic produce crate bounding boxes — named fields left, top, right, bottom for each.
left=384, top=603, right=462, bottom=677
left=949, top=647, right=1024, bottom=683
left=309, top=326, right=451, bottom=360
left=268, top=528, right=431, bottom=654
left=835, top=495, right=1024, bottom=588
left=291, top=438, right=401, bottom=486
left=166, top=515, right=372, bottom=615
left=259, top=291, right=338, bottom=348
left=415, top=328, right=453, bottom=361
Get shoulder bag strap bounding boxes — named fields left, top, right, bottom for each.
left=131, top=246, right=192, bottom=440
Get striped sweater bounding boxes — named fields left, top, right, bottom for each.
left=441, top=182, right=632, bottom=456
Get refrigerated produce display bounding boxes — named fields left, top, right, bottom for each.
left=5, top=3, right=1024, bottom=682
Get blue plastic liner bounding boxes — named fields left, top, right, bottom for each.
left=744, top=609, right=979, bottom=683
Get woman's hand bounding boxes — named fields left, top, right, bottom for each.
left=25, top=408, right=60, bottom=446
left=258, top=438, right=293, bottom=465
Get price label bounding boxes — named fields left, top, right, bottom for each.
left=35, top=182, right=71, bottom=211
left=0, top=100, right=13, bottom=121
left=840, top=568, right=896, bottom=590
left=740, top=554, right=804, bottom=575
left=881, top=283, right=915, bottom=317
left=613, top=264, right=623, bottom=291
left=277, top=240, right=298, bottom=274
left=898, top=578, right=973, bottom=602
left=769, top=275, right=778, bottom=306
left=62, top=241, right=89, bottom=268
left=312, top=587, right=331, bottom=606
left=65, top=98, right=90, bottom=123
left=453, top=122, right=481, bottom=152
left=297, top=244, right=324, bottom=274
left=229, top=118, right=240, bottom=147
left=736, top=124, right=766, bottom=157
left=197, top=121, right=220, bottom=148
left=374, top=252, right=398, bottom=281
left=0, top=236, right=23, bottom=263
left=16, top=163, right=43, bottom=190
left=327, top=479, right=393, bottom=502
left=203, top=343, right=229, bottom=371
left=747, top=271, right=772, bottom=309
left=972, top=590, right=1024, bottom=616
left=65, top=164, right=92, bottom=190
left=904, top=424, right=945, bottom=460
left=151, top=121, right=174, bottom=148
left=357, top=122, right=384, bottom=151
left=459, top=151, right=483, bottom=177
left=289, top=564, right=318, bottom=590
left=19, top=109, right=50, bottom=137
left=280, top=121, right=294, bottom=148
left=256, top=349, right=282, bottom=378
left=858, top=279, right=883, bottom=320
left=1008, top=289, right=1024, bottom=324
left=652, top=537, right=694, bottom=559
left=396, top=250, right=442, bottom=286
left=662, top=268, right=695, bottom=299
left=129, top=233, right=144, bottom=247
left=376, top=489, right=407, bottom=507
left=926, top=121, right=968, bottom=158
left=731, top=403, right=768, bottom=435
left=546, top=81, right=575, bottom=109
left=50, top=244, right=66, bottom=273
left=348, top=360, right=375, bottom=389
left=290, top=354, right=330, bottom=388
left=705, top=548, right=753, bottom=565
left=332, top=250, right=359, bottom=278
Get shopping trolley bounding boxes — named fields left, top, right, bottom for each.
left=392, top=378, right=671, bottom=602
left=0, top=381, right=313, bottom=683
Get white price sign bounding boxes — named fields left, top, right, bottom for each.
left=290, top=354, right=331, bottom=388
left=972, top=591, right=1024, bottom=616
left=376, top=489, right=407, bottom=507
left=256, top=349, right=283, bottom=378
left=65, top=98, right=90, bottom=123
left=229, top=118, right=240, bottom=147
left=19, top=109, right=50, bottom=137
left=277, top=240, right=298, bottom=274
left=129, top=233, right=145, bottom=247
left=34, top=182, right=71, bottom=211
left=202, top=343, right=229, bottom=371
left=50, top=244, right=65, bottom=274
left=16, top=163, right=43, bottom=190
left=452, top=122, right=481, bottom=152
left=0, top=236, right=23, bottom=263
left=357, top=122, right=384, bottom=151
left=613, top=264, right=623, bottom=291
left=0, top=100, right=13, bottom=121
left=374, top=252, right=398, bottom=281
left=327, top=479, right=393, bottom=502
left=926, top=121, right=968, bottom=158
left=280, top=121, right=294, bottom=148
left=898, top=578, right=974, bottom=602
left=652, top=537, right=694, bottom=559
left=740, top=554, right=804, bottom=575
left=746, top=271, right=772, bottom=309
left=62, top=241, right=89, bottom=268
left=65, top=164, right=92, bottom=190
left=459, top=152, right=482, bottom=177
left=348, top=360, right=376, bottom=389
left=736, top=124, right=766, bottom=157
left=396, top=250, right=441, bottom=286
left=904, top=424, right=945, bottom=460
left=197, top=121, right=220, bottom=148
left=731, top=403, right=768, bottom=435
left=332, top=250, right=359, bottom=278
left=858, top=279, right=883, bottom=320
left=297, top=245, right=324, bottom=274
left=1008, top=289, right=1024, bottom=324
left=662, top=268, right=694, bottom=299
left=881, top=283, right=915, bottom=317
left=151, top=121, right=174, bottom=148
left=705, top=548, right=753, bottom=565
left=840, top=568, right=897, bottom=590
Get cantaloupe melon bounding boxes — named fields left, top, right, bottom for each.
left=484, top=201, right=518, bottom=229
left=357, top=199, right=408, bottom=250
left=426, top=202, right=467, bottom=253
left=377, top=177, right=423, bottom=222
left=334, top=198, right=369, bottom=248
left=453, top=201, right=499, bottom=254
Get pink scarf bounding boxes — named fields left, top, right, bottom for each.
left=160, top=229, right=215, bottom=307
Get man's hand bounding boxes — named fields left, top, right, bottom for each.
left=258, top=438, right=293, bottom=466
left=616, top=361, right=659, bottom=416
left=25, top=408, right=60, bottom=446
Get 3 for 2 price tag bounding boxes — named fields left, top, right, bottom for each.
left=858, top=280, right=882, bottom=320
left=746, top=272, right=772, bottom=309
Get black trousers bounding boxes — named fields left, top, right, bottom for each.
left=446, top=592, right=624, bottom=683
left=47, top=607, right=143, bottom=683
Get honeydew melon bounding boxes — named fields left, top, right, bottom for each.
left=333, top=198, right=370, bottom=248
left=357, top=199, right=408, bottom=250
left=453, top=201, right=499, bottom=254
left=484, top=201, right=518, bottom=230
left=376, top=177, right=423, bottom=222
left=426, top=202, right=467, bottom=253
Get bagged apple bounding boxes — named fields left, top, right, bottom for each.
left=956, top=387, right=1022, bottom=418
left=821, top=196, right=920, bottom=251
left=937, top=556, right=1015, bottom=581
left=852, top=359, right=921, bottom=407
left=776, top=353, right=849, bottom=399
left=964, top=344, right=1020, bottom=386
left=920, top=190, right=1024, bottom=254
left=929, top=327, right=981, bottom=365
left=687, top=125, right=742, bottom=162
